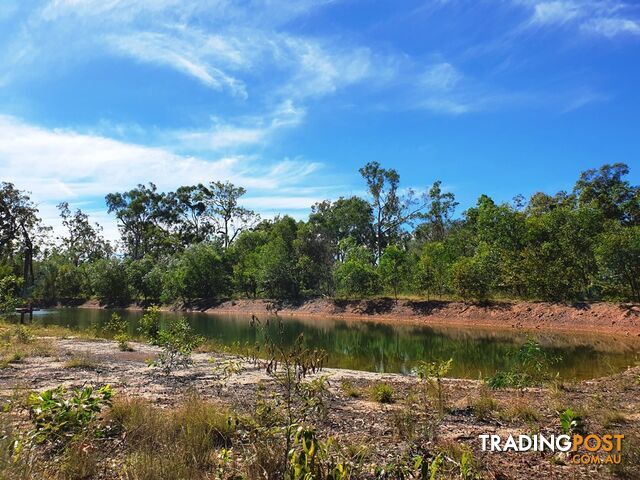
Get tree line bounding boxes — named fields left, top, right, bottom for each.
left=1, top=162, right=639, bottom=306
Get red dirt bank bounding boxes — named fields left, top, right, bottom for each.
left=78, top=298, right=640, bottom=337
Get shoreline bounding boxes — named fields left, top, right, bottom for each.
left=1, top=334, right=639, bottom=479
left=66, top=297, right=640, bottom=337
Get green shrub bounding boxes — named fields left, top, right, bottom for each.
left=370, top=383, right=394, bottom=404
left=148, top=317, right=204, bottom=375
left=26, top=385, right=112, bottom=444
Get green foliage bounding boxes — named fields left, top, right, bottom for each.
left=105, top=312, right=133, bottom=350
left=0, top=275, right=23, bottom=314
left=450, top=245, right=494, bottom=301
left=87, top=258, right=130, bottom=305
left=378, top=245, right=410, bottom=300
left=558, top=408, right=582, bottom=434
left=3, top=162, right=640, bottom=304
left=370, top=383, right=394, bottom=404
left=161, top=242, right=230, bottom=302
left=334, top=241, right=380, bottom=297
left=138, top=305, right=161, bottom=342
left=287, top=427, right=351, bottom=480
left=413, top=358, right=452, bottom=417
left=148, top=317, right=204, bottom=375
left=487, top=339, right=561, bottom=388
left=26, top=385, right=112, bottom=444
left=596, top=224, right=640, bottom=302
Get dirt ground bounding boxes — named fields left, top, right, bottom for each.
left=1, top=336, right=638, bottom=479
left=75, top=298, right=640, bottom=337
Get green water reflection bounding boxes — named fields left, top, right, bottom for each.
left=33, top=309, right=640, bottom=379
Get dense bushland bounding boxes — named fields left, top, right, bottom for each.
left=1, top=162, right=639, bottom=305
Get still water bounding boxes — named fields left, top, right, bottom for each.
left=33, top=308, right=640, bottom=380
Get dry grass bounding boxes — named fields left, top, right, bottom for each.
left=109, top=395, right=236, bottom=479
left=63, top=352, right=100, bottom=370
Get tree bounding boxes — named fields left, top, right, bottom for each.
left=162, top=243, right=231, bottom=302
left=168, top=185, right=208, bottom=245
left=574, top=163, right=639, bottom=224
left=334, top=240, right=380, bottom=297
left=308, top=197, right=374, bottom=260
left=413, top=246, right=444, bottom=300
left=57, top=202, right=111, bottom=266
left=0, top=183, right=47, bottom=291
left=229, top=229, right=268, bottom=298
left=256, top=217, right=300, bottom=300
left=378, top=244, right=410, bottom=300
left=106, top=183, right=176, bottom=260
left=87, top=258, right=130, bottom=305
left=199, top=181, right=258, bottom=249
left=450, top=244, right=495, bottom=301
left=414, top=180, right=458, bottom=243
left=521, top=206, right=602, bottom=301
left=596, top=224, right=640, bottom=302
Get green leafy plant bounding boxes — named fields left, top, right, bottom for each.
left=287, top=426, right=351, bottom=480
left=105, top=313, right=133, bottom=351
left=558, top=408, right=583, bottom=434
left=487, top=339, right=561, bottom=389
left=26, top=385, right=112, bottom=444
left=413, top=358, right=452, bottom=417
left=370, top=383, right=394, bottom=404
left=148, top=317, right=204, bottom=375
left=138, top=306, right=161, bottom=343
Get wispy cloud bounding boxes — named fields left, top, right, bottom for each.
left=517, top=0, right=640, bottom=38
left=0, top=115, right=335, bottom=238
left=582, top=17, right=640, bottom=36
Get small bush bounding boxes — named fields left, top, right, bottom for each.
left=558, top=408, right=583, bottom=434
left=339, top=380, right=362, bottom=398
left=63, top=353, right=99, bottom=370
left=26, top=385, right=112, bottom=444
left=472, top=390, right=499, bottom=421
left=148, top=317, right=204, bottom=375
left=370, top=383, right=394, bottom=404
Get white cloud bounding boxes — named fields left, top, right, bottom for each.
left=105, top=30, right=249, bottom=97
left=582, top=17, right=640, bottom=37
left=529, top=1, right=581, bottom=25
left=173, top=100, right=306, bottom=151
left=421, top=62, right=463, bottom=91
left=0, top=115, right=331, bottom=239
left=517, top=0, right=640, bottom=39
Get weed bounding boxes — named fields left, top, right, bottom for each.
left=147, top=317, right=204, bottom=375
left=558, top=408, right=583, bottom=434
left=63, top=352, right=99, bottom=370
left=137, top=306, right=161, bottom=342
left=339, top=379, right=362, bottom=398
left=370, top=382, right=394, bottom=404
left=26, top=384, right=112, bottom=445
left=487, top=339, right=561, bottom=389
left=413, top=358, right=452, bottom=417
left=472, top=389, right=499, bottom=421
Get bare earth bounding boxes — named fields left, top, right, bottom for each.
left=1, top=336, right=639, bottom=479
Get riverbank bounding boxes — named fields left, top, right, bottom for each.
left=1, top=334, right=639, bottom=479
left=71, top=298, right=640, bottom=337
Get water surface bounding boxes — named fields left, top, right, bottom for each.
left=32, top=308, right=640, bottom=380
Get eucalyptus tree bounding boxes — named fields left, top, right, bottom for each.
left=198, top=181, right=258, bottom=249
left=359, top=162, right=442, bottom=262
left=573, top=163, right=639, bottom=225
left=106, top=183, right=177, bottom=259
left=0, top=182, right=48, bottom=290
left=57, top=202, right=111, bottom=266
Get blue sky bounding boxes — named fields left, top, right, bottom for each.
left=0, top=0, right=639, bottom=239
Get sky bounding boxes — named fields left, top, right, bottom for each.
left=0, top=0, right=639, bottom=240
